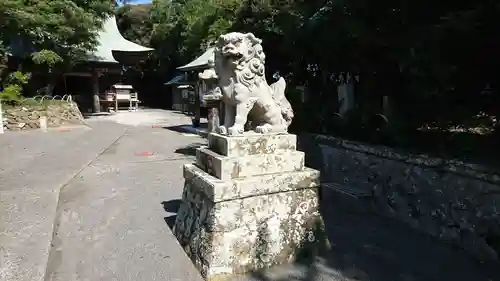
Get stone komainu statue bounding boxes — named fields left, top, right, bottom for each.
left=213, top=32, right=294, bottom=135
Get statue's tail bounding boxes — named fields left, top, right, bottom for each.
left=270, top=77, right=286, bottom=98
left=270, top=77, right=294, bottom=127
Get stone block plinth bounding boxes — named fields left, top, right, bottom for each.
left=208, top=132, right=297, bottom=157
left=196, top=147, right=305, bottom=180
left=173, top=133, right=329, bottom=280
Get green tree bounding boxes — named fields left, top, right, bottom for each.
left=0, top=0, right=115, bottom=96
left=148, top=0, right=241, bottom=69
left=120, top=0, right=500, bottom=157
left=116, top=3, right=153, bottom=47
left=0, top=0, right=114, bottom=62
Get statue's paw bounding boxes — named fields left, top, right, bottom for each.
left=255, top=124, right=272, bottom=134
left=228, top=125, right=244, bottom=136
left=218, top=126, right=228, bottom=135
left=213, top=92, right=223, bottom=99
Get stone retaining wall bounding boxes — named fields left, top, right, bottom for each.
left=2, top=102, right=85, bottom=131
left=298, top=134, right=500, bottom=261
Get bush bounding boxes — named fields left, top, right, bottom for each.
left=0, top=85, right=22, bottom=102
left=4, top=71, right=30, bottom=86
left=1, top=71, right=30, bottom=104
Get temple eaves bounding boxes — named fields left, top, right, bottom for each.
left=8, top=16, right=153, bottom=64
left=177, top=47, right=215, bottom=72
left=87, top=16, right=154, bottom=64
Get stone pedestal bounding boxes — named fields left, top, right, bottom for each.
left=173, top=132, right=329, bottom=280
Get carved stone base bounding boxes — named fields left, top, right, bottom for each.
left=174, top=165, right=328, bottom=280
left=173, top=133, right=330, bottom=280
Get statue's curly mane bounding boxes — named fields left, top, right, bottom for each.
left=214, top=35, right=266, bottom=89
left=213, top=32, right=294, bottom=135
left=235, top=57, right=265, bottom=89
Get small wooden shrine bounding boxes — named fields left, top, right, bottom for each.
left=173, top=47, right=223, bottom=130
left=7, top=16, right=153, bottom=113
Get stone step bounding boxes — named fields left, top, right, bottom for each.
left=208, top=132, right=297, bottom=157
left=183, top=163, right=320, bottom=202
left=195, top=147, right=305, bottom=180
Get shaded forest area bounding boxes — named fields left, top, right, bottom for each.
left=90, top=1, right=500, bottom=164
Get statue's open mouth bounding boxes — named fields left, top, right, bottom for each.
left=223, top=52, right=243, bottom=63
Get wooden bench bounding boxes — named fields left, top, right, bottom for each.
left=112, top=85, right=140, bottom=111
left=115, top=92, right=139, bottom=111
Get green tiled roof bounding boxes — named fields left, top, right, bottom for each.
left=8, top=16, right=153, bottom=63
left=87, top=16, right=153, bottom=63
left=177, top=47, right=215, bottom=71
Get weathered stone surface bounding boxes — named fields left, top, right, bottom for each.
left=196, top=147, right=304, bottom=180
left=2, top=102, right=85, bottom=132
left=174, top=132, right=328, bottom=280
left=183, top=163, right=320, bottom=203
left=173, top=171, right=328, bottom=280
left=208, top=132, right=297, bottom=157
left=298, top=133, right=500, bottom=261
left=214, top=32, right=294, bottom=135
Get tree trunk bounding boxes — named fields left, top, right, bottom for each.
left=0, top=55, right=8, bottom=86
left=193, top=81, right=201, bottom=127
left=92, top=69, right=100, bottom=113
left=45, top=68, right=59, bottom=96
left=0, top=100, right=4, bottom=134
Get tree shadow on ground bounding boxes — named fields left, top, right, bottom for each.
left=243, top=186, right=500, bottom=281
left=163, top=122, right=208, bottom=136
left=174, top=142, right=206, bottom=156
left=161, top=199, right=182, bottom=229
left=169, top=110, right=192, bottom=116
left=82, top=112, right=112, bottom=119
left=160, top=181, right=500, bottom=281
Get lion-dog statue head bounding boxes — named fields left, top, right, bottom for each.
left=214, top=32, right=266, bottom=89
left=213, top=32, right=294, bottom=135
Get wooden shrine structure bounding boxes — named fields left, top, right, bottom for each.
left=171, top=47, right=224, bottom=130
left=7, top=16, right=153, bottom=113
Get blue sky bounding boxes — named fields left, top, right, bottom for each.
left=117, top=0, right=151, bottom=6
left=128, top=0, right=152, bottom=4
